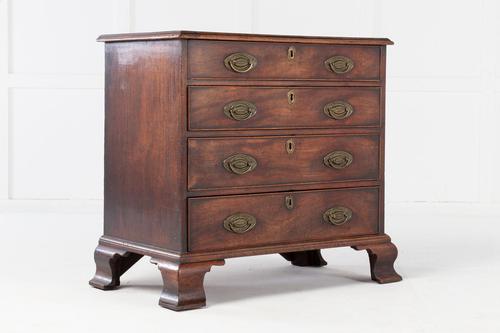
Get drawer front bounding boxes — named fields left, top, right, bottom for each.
left=188, top=135, right=379, bottom=191
left=188, top=41, right=380, bottom=80
left=189, top=87, right=380, bottom=130
left=189, top=187, right=379, bottom=252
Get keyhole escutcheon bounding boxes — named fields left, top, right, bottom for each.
left=285, top=195, right=294, bottom=210
left=286, top=138, right=295, bottom=154
left=287, top=90, right=295, bottom=105
left=288, top=46, right=296, bottom=60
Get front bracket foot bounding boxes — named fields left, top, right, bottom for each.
left=352, top=241, right=402, bottom=284
left=151, top=258, right=225, bottom=311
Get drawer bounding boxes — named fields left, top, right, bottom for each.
left=188, top=40, right=380, bottom=80
left=188, top=135, right=379, bottom=191
left=189, top=86, right=380, bottom=130
left=188, top=187, right=379, bottom=252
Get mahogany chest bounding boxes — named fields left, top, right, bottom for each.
left=89, top=31, right=402, bottom=311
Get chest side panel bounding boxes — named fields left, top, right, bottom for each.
left=103, top=40, right=187, bottom=251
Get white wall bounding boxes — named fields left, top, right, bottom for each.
left=1, top=0, right=500, bottom=208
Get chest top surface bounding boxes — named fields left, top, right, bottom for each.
left=97, top=30, right=393, bottom=45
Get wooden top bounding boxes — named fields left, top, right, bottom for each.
left=97, top=30, right=393, bottom=45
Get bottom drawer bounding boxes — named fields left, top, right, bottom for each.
left=188, top=187, right=379, bottom=252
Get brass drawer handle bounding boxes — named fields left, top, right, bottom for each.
left=223, top=153, right=257, bottom=175
left=224, top=52, right=257, bottom=73
left=223, top=100, right=257, bottom=121
left=325, top=56, right=354, bottom=74
left=323, top=206, right=352, bottom=226
left=323, top=151, right=353, bottom=169
left=224, top=213, right=257, bottom=233
left=324, top=101, right=354, bottom=120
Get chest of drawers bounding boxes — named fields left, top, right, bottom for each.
left=89, top=31, right=402, bottom=311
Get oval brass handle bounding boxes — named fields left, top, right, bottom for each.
left=323, top=151, right=353, bottom=169
left=223, top=153, right=257, bottom=175
left=223, top=100, right=257, bottom=121
left=223, top=213, right=257, bottom=233
left=325, top=56, right=354, bottom=74
left=323, top=101, right=354, bottom=120
left=323, top=206, right=352, bottom=226
left=224, top=52, right=257, bottom=73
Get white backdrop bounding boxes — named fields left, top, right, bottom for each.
left=1, top=0, right=500, bottom=211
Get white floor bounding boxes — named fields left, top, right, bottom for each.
left=1, top=202, right=499, bottom=333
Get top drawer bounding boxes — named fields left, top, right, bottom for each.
left=188, top=40, right=380, bottom=81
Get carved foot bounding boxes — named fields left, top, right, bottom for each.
left=280, top=250, right=327, bottom=267
left=352, top=241, right=402, bottom=284
left=89, top=244, right=143, bottom=290
left=151, top=259, right=225, bottom=311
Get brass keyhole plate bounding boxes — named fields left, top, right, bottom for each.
left=287, top=90, right=295, bottom=105
left=285, top=195, right=294, bottom=210
left=286, top=139, right=295, bottom=154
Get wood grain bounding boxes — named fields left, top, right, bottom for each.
left=97, top=30, right=393, bottom=45
left=188, top=187, right=379, bottom=252
left=189, top=86, right=380, bottom=130
left=188, top=40, right=380, bottom=80
left=103, top=40, right=187, bottom=251
left=188, top=135, right=379, bottom=190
